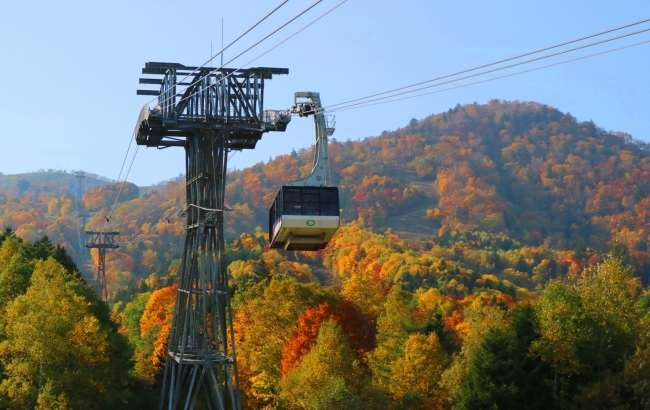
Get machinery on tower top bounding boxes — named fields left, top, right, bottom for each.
left=269, top=92, right=340, bottom=251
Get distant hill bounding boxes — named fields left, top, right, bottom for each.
left=0, top=170, right=111, bottom=192
left=2, top=100, right=650, bottom=288
left=230, top=100, right=650, bottom=258
left=6, top=102, right=650, bottom=410
left=0, top=171, right=146, bottom=267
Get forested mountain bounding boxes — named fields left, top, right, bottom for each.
left=0, top=170, right=112, bottom=191
left=0, top=171, right=113, bottom=257
left=2, top=100, right=650, bottom=409
left=229, top=100, right=650, bottom=260
left=4, top=100, right=650, bottom=284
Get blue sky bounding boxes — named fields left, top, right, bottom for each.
left=1, top=0, right=649, bottom=185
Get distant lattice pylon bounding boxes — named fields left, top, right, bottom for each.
left=85, top=231, right=118, bottom=301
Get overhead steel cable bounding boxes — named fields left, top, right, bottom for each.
left=116, top=208, right=175, bottom=246
left=105, top=130, right=136, bottom=213
left=86, top=128, right=137, bottom=244
left=143, top=0, right=290, bottom=107
left=101, top=3, right=314, bottom=245
left=92, top=141, right=139, bottom=240
left=158, top=0, right=347, bottom=111
left=322, top=26, right=650, bottom=113
left=106, top=144, right=139, bottom=222
left=118, top=213, right=173, bottom=246
left=152, top=0, right=324, bottom=109
left=325, top=39, right=650, bottom=114
left=116, top=202, right=234, bottom=247
left=323, top=17, right=650, bottom=110
left=111, top=0, right=347, bottom=246
left=117, top=203, right=224, bottom=246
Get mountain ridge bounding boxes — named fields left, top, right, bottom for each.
left=2, top=99, right=650, bottom=287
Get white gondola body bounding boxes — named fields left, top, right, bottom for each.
left=271, top=215, right=340, bottom=250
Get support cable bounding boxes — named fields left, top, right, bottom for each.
left=116, top=205, right=184, bottom=246
left=323, top=17, right=650, bottom=110
left=116, top=203, right=234, bottom=247
left=100, top=148, right=239, bottom=247
left=186, top=204, right=230, bottom=212
left=143, top=0, right=290, bottom=106
left=93, top=142, right=139, bottom=240
left=158, top=0, right=347, bottom=111
left=105, top=14, right=643, bottom=250
left=118, top=1, right=348, bottom=247
left=116, top=207, right=182, bottom=246
left=322, top=26, right=650, bottom=112
left=97, top=4, right=308, bottom=245
left=325, top=39, right=650, bottom=114
left=106, top=131, right=136, bottom=212
left=106, top=144, right=139, bottom=223
left=152, top=0, right=324, bottom=108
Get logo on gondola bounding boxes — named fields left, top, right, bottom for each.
left=306, top=220, right=316, bottom=226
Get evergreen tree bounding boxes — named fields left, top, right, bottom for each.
left=455, top=306, right=555, bottom=410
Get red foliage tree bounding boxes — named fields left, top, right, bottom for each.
left=280, top=299, right=376, bottom=376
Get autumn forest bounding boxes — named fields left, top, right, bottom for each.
left=2, top=100, right=650, bottom=409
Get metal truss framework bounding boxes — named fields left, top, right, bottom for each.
left=136, top=62, right=291, bottom=150
left=135, top=62, right=290, bottom=410
left=85, top=231, right=119, bottom=301
left=75, top=172, right=90, bottom=264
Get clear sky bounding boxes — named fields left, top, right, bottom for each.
left=1, top=0, right=649, bottom=186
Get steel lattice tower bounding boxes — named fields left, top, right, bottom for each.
left=75, top=171, right=90, bottom=264
left=85, top=231, right=119, bottom=301
left=135, top=62, right=290, bottom=410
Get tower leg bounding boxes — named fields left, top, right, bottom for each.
left=159, top=130, right=241, bottom=410
left=96, top=247, right=107, bottom=301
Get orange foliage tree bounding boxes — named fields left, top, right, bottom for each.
left=280, top=299, right=375, bottom=376
left=133, top=284, right=177, bottom=383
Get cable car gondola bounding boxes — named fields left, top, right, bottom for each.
left=269, top=186, right=339, bottom=250
left=268, top=92, right=340, bottom=251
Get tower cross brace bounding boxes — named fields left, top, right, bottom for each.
left=135, top=62, right=290, bottom=410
